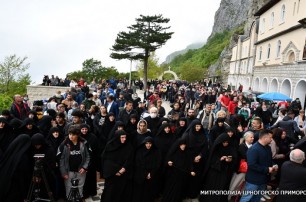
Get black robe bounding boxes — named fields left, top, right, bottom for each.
left=100, top=130, right=134, bottom=202
left=200, top=133, right=237, bottom=202
left=182, top=120, right=209, bottom=199
left=162, top=138, right=193, bottom=202
left=80, top=124, right=100, bottom=197
left=0, top=119, right=16, bottom=158
left=0, top=134, right=32, bottom=202
left=37, top=115, right=53, bottom=137
left=132, top=137, right=161, bottom=202
left=18, top=118, right=40, bottom=137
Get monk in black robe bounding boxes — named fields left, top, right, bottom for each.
left=100, top=130, right=134, bottom=202
left=200, top=133, right=237, bottom=202
left=162, top=138, right=195, bottom=202
left=132, top=137, right=161, bottom=202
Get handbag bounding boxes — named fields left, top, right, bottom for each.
left=238, top=159, right=248, bottom=173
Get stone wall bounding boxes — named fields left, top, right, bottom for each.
left=26, top=85, right=70, bottom=101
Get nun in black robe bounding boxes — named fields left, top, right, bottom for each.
left=182, top=119, right=209, bottom=199
left=132, top=137, right=161, bottom=202
left=37, top=115, right=54, bottom=137
left=100, top=130, right=134, bottom=202
left=0, top=134, right=32, bottom=202
left=98, top=113, right=116, bottom=156
left=154, top=123, right=176, bottom=196
left=174, top=117, right=188, bottom=139
left=209, top=117, right=226, bottom=145
left=80, top=123, right=99, bottom=197
left=162, top=138, right=195, bottom=202
left=46, top=127, right=66, bottom=199
left=125, top=114, right=138, bottom=135
left=199, top=133, right=237, bottom=202
left=19, top=118, right=40, bottom=137
left=0, top=117, right=16, bottom=158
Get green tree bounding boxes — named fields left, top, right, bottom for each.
left=180, top=63, right=205, bottom=82
left=0, top=55, right=31, bottom=112
left=0, top=55, right=30, bottom=92
left=110, top=14, right=174, bottom=89
left=137, top=52, right=163, bottom=79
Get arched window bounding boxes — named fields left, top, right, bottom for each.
left=288, top=51, right=295, bottom=62
left=280, top=5, right=286, bottom=22
left=270, top=12, right=274, bottom=28
left=293, top=2, right=296, bottom=15
left=276, top=40, right=281, bottom=58
left=267, top=44, right=271, bottom=59
left=259, top=47, right=262, bottom=61
left=261, top=18, right=266, bottom=33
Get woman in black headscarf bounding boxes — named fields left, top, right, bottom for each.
left=125, top=114, right=138, bottom=135
left=182, top=119, right=209, bottom=199
left=174, top=117, right=188, bottom=139
left=19, top=118, right=40, bottom=137
left=0, top=117, right=16, bottom=158
left=154, top=123, right=176, bottom=196
left=38, top=115, right=54, bottom=137
left=209, top=117, right=226, bottom=145
left=98, top=112, right=116, bottom=159
left=46, top=127, right=65, bottom=200
left=100, top=130, right=134, bottom=202
left=80, top=123, right=99, bottom=198
left=200, top=133, right=237, bottom=202
left=0, top=134, right=32, bottom=202
left=132, top=137, right=161, bottom=202
left=162, top=138, right=195, bottom=202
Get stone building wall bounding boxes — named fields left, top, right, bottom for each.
left=26, top=85, right=70, bottom=101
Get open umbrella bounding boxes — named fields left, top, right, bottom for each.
left=257, top=92, right=292, bottom=101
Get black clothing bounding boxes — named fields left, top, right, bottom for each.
left=0, top=134, right=32, bottom=202
left=162, top=139, right=193, bottom=202
left=69, top=143, right=82, bottom=172
left=200, top=133, right=237, bottom=202
left=276, top=161, right=306, bottom=202
left=100, top=130, right=134, bottom=202
left=132, top=137, right=161, bottom=202
left=0, top=119, right=16, bottom=158
left=19, top=118, right=40, bottom=137
left=144, top=116, right=161, bottom=136
left=38, top=115, right=54, bottom=137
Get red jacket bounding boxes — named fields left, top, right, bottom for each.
left=228, top=101, right=238, bottom=115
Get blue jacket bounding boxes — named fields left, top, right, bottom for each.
left=245, top=142, right=273, bottom=185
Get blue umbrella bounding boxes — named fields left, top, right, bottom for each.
left=257, top=92, right=292, bottom=101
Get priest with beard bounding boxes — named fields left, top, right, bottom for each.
left=80, top=123, right=99, bottom=198
left=132, top=137, right=161, bottom=202
left=182, top=120, right=209, bottom=199
left=100, top=130, right=134, bottom=202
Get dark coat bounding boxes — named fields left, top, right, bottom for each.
left=271, top=116, right=301, bottom=140
left=276, top=161, right=306, bottom=202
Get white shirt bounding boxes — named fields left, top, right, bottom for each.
left=107, top=101, right=113, bottom=113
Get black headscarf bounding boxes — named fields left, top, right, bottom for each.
left=183, top=119, right=207, bottom=148
left=46, top=127, right=64, bottom=154
left=0, top=134, right=31, bottom=200
left=0, top=118, right=15, bottom=156
left=38, top=115, right=53, bottom=137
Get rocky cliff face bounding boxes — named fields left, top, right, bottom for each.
left=211, top=0, right=270, bottom=36
left=209, top=0, right=270, bottom=82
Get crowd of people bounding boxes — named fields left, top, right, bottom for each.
left=1, top=77, right=306, bottom=202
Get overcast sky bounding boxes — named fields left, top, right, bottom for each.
left=0, top=0, right=221, bottom=84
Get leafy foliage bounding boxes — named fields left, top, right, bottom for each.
left=169, top=26, right=244, bottom=76
left=137, top=52, right=164, bottom=79
left=110, top=14, right=173, bottom=88
left=67, top=58, right=121, bottom=82
left=0, top=55, right=31, bottom=112
left=180, top=63, right=205, bottom=82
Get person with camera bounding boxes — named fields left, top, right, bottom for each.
left=58, top=125, right=90, bottom=200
